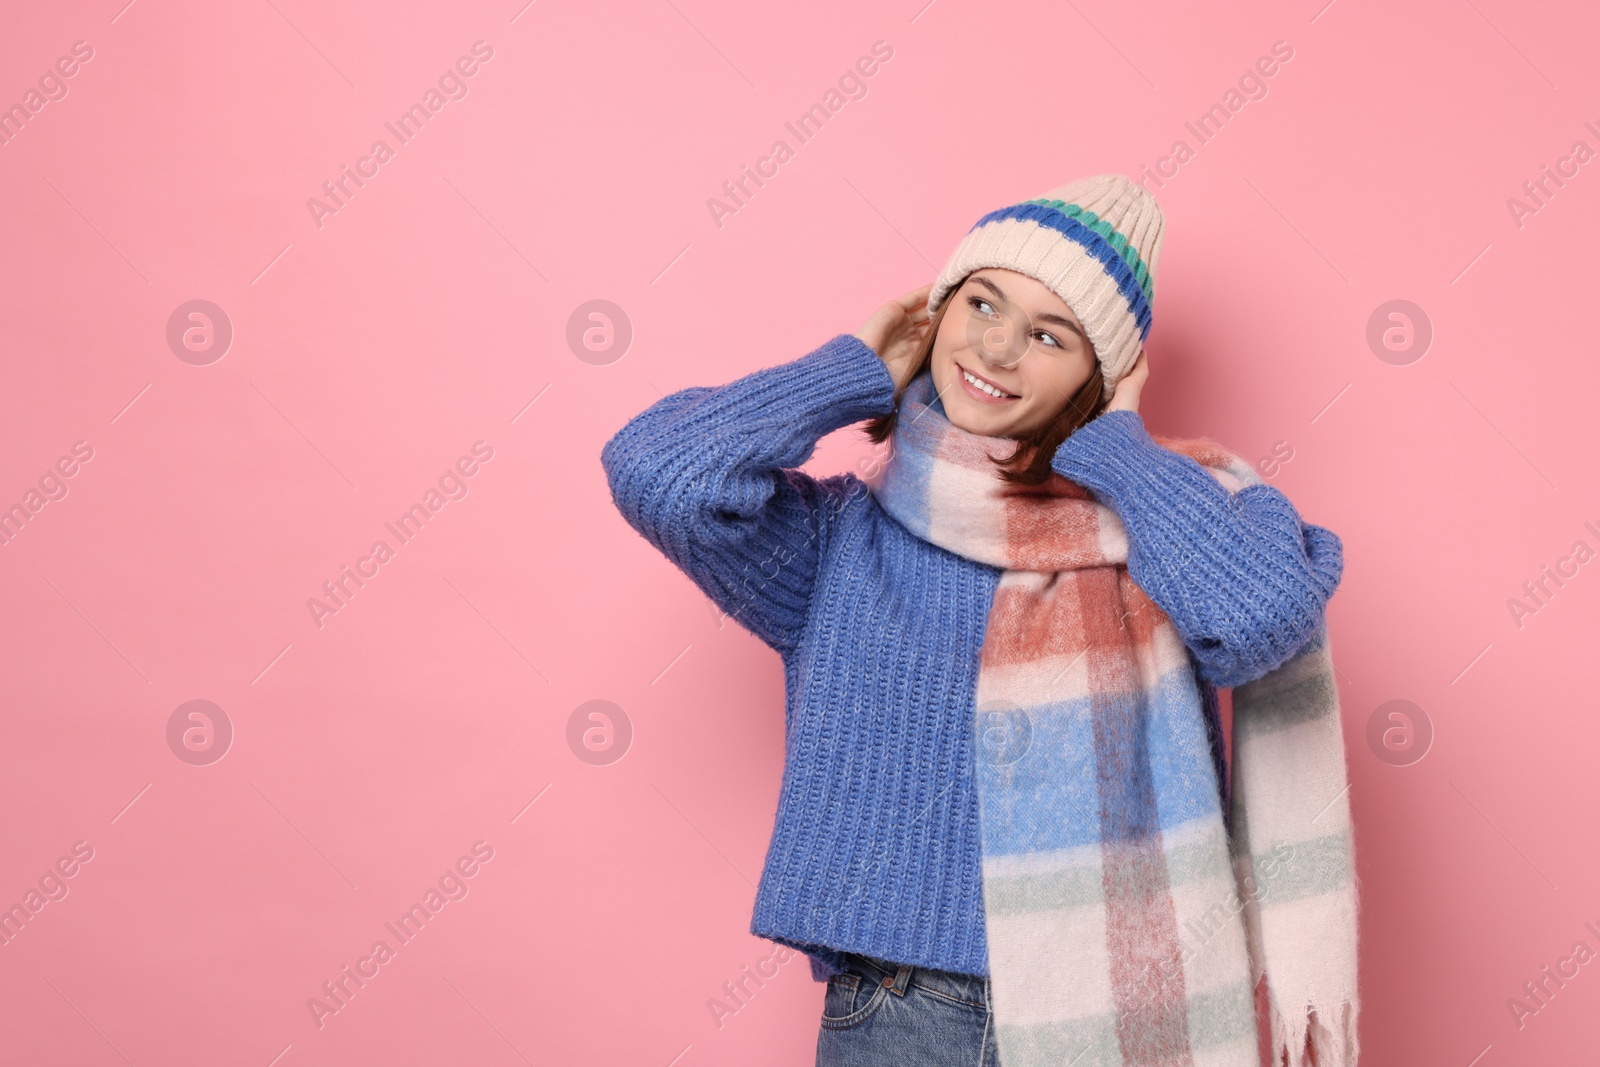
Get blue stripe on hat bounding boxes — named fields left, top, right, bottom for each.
left=966, top=200, right=1154, bottom=339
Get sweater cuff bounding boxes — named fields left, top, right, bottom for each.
left=761, top=333, right=898, bottom=430
left=1050, top=408, right=1162, bottom=497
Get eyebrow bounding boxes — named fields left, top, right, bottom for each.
left=969, top=275, right=1086, bottom=339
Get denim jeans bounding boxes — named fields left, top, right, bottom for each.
left=815, top=951, right=999, bottom=1066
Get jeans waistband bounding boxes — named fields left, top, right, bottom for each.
left=840, top=951, right=991, bottom=1008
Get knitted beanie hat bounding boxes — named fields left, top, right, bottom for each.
left=926, top=173, right=1166, bottom=401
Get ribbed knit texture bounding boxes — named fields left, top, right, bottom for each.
left=926, top=174, right=1167, bottom=401
left=599, top=333, right=1343, bottom=984
left=1053, top=410, right=1344, bottom=688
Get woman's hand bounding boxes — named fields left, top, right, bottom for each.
left=1105, top=347, right=1149, bottom=414
left=854, top=283, right=933, bottom=392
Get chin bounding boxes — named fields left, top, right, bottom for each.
left=947, top=399, right=1025, bottom=439
left=936, top=357, right=1027, bottom=435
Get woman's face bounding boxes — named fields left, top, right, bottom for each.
left=929, top=268, right=1097, bottom=439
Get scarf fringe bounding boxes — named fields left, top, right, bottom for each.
left=1267, top=993, right=1359, bottom=1067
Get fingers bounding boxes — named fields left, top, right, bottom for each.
left=899, top=282, right=934, bottom=310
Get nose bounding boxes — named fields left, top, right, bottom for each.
left=975, top=317, right=1028, bottom=369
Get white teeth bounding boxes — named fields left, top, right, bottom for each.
left=963, top=368, right=1015, bottom=398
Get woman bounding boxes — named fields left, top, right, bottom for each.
left=601, top=175, right=1359, bottom=1067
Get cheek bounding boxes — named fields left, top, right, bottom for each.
left=1039, top=350, right=1090, bottom=393
left=1023, top=359, right=1069, bottom=400
left=937, top=309, right=975, bottom=357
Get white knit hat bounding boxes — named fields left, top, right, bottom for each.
left=927, top=174, right=1165, bottom=401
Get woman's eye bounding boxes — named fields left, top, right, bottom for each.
left=965, top=293, right=1069, bottom=350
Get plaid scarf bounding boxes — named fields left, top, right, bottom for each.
left=863, top=371, right=1360, bottom=1067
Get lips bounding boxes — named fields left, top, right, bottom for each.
left=957, top=364, right=1019, bottom=404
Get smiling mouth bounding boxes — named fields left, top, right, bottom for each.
left=957, top=364, right=1019, bottom=402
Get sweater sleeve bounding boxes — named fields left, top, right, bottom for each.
left=599, top=333, right=898, bottom=656
left=1051, top=409, right=1344, bottom=688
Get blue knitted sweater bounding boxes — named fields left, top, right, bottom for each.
left=599, top=333, right=1342, bottom=983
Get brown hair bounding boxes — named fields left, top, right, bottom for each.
left=862, top=272, right=1109, bottom=485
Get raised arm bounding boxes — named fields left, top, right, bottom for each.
left=1051, top=409, right=1344, bottom=688
left=599, top=333, right=898, bottom=656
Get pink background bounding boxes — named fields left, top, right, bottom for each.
left=2, top=0, right=1597, bottom=1063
